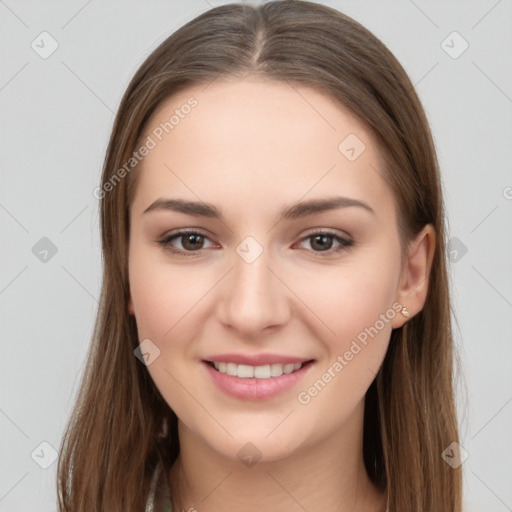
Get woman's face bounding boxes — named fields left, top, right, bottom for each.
left=128, top=77, right=417, bottom=462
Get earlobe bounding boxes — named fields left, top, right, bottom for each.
left=391, top=224, right=436, bottom=328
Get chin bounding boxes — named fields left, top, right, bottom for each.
left=190, top=421, right=305, bottom=465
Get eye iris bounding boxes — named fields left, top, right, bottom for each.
left=182, top=233, right=204, bottom=250
left=311, top=235, right=333, bottom=251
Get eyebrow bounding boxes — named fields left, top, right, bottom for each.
left=143, top=196, right=375, bottom=221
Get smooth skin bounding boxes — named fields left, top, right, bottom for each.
left=128, top=76, right=435, bottom=512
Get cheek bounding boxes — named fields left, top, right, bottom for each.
left=128, top=248, right=211, bottom=421
left=291, top=252, right=400, bottom=427
left=128, top=247, right=212, bottom=341
left=290, top=254, right=400, bottom=352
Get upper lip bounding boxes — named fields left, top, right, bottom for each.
left=204, top=353, right=313, bottom=366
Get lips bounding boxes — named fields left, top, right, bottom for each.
left=201, top=354, right=315, bottom=400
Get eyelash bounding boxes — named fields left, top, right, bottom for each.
left=157, top=229, right=354, bottom=258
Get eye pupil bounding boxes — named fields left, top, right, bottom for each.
left=311, top=235, right=333, bottom=251
left=183, top=234, right=203, bottom=250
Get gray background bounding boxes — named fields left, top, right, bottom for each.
left=1, top=0, right=511, bottom=510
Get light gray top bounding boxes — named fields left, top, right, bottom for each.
left=145, top=458, right=173, bottom=512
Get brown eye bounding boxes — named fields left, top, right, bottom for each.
left=310, top=234, right=335, bottom=251
left=181, top=233, right=205, bottom=251
left=298, top=231, right=354, bottom=255
left=158, top=230, right=215, bottom=255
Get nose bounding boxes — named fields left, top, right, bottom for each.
left=216, top=244, right=291, bottom=338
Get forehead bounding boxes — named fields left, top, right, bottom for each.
left=132, top=77, right=394, bottom=220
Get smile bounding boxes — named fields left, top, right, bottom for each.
left=202, top=359, right=315, bottom=400
left=208, top=361, right=305, bottom=379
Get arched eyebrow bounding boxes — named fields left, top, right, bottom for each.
left=142, top=196, right=375, bottom=220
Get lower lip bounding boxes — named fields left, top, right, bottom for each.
left=202, top=360, right=314, bottom=400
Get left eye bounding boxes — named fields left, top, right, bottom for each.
left=296, top=232, right=354, bottom=253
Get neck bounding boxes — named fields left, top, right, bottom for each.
left=169, top=401, right=387, bottom=512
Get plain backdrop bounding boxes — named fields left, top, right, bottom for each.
left=1, top=1, right=511, bottom=510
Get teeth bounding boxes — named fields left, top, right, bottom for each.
left=254, top=365, right=270, bottom=378
left=211, top=361, right=304, bottom=379
left=226, top=363, right=237, bottom=376
left=283, top=364, right=295, bottom=374
left=237, top=364, right=254, bottom=378
left=270, top=363, right=283, bottom=377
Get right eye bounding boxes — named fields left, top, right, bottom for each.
left=157, top=230, right=216, bottom=256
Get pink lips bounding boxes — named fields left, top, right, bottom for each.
left=202, top=354, right=315, bottom=400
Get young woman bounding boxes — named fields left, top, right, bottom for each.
left=57, top=2, right=462, bottom=511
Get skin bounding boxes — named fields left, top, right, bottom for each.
left=127, top=76, right=435, bottom=512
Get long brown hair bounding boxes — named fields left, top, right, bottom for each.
left=57, top=1, right=462, bottom=510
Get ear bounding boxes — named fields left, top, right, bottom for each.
left=391, top=224, right=436, bottom=328
left=128, top=294, right=135, bottom=315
